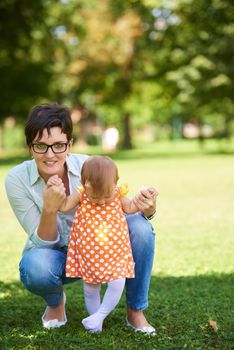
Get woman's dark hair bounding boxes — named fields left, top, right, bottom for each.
left=25, top=103, right=73, bottom=146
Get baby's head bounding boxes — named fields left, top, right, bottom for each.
left=81, top=155, right=119, bottom=204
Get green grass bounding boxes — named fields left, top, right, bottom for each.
left=0, top=140, right=234, bottom=349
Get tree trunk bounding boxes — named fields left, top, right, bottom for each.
left=122, top=113, right=133, bottom=149
left=0, top=123, right=3, bottom=151
left=223, top=115, right=232, bottom=139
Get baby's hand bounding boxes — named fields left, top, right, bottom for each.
left=47, top=175, right=62, bottom=187
left=145, top=187, right=159, bottom=198
left=133, top=186, right=159, bottom=211
left=139, top=186, right=159, bottom=198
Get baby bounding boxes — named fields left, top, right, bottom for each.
left=47, top=155, right=157, bottom=333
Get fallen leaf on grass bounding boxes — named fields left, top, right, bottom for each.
left=208, top=320, right=218, bottom=332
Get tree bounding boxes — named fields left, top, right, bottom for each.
left=149, top=0, right=234, bottom=136
left=0, top=0, right=55, bottom=121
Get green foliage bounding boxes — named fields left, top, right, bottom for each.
left=0, top=0, right=233, bottom=144
left=155, top=0, right=234, bottom=125
left=0, top=0, right=54, bottom=121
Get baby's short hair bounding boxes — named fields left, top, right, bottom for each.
left=81, top=156, right=119, bottom=197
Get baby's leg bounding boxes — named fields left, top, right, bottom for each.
left=83, top=283, right=101, bottom=315
left=82, top=278, right=125, bottom=333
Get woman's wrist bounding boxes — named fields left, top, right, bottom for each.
left=43, top=206, right=58, bottom=215
left=142, top=208, right=157, bottom=220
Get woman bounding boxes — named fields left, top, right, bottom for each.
left=5, top=103, right=157, bottom=333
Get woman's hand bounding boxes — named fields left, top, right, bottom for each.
left=133, top=187, right=159, bottom=217
left=47, top=175, right=63, bottom=187
left=43, top=175, right=66, bottom=214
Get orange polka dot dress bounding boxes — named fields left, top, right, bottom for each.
left=66, top=187, right=135, bottom=284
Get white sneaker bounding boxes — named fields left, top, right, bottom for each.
left=42, top=292, right=67, bottom=329
left=126, top=317, right=156, bottom=335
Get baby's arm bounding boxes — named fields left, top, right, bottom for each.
left=59, top=190, right=81, bottom=212
left=47, top=175, right=81, bottom=212
left=120, top=196, right=140, bottom=214
left=121, top=186, right=158, bottom=215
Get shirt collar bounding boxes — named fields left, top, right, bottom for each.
left=30, top=160, right=41, bottom=186
left=29, top=155, right=80, bottom=186
left=66, top=154, right=80, bottom=176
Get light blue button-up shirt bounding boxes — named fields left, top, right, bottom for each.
left=5, top=153, right=88, bottom=254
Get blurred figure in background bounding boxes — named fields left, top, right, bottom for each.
left=102, top=126, right=119, bottom=153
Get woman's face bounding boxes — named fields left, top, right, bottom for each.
left=31, top=126, right=73, bottom=181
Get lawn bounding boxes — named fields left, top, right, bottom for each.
left=0, top=140, right=234, bottom=349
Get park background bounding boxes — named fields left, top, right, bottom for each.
left=0, top=0, right=233, bottom=349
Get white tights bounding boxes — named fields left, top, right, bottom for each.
left=82, top=278, right=126, bottom=333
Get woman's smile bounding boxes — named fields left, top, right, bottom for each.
left=31, top=126, right=72, bottom=181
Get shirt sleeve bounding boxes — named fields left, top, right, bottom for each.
left=5, top=172, right=60, bottom=248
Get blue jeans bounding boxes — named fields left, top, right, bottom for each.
left=19, top=214, right=155, bottom=310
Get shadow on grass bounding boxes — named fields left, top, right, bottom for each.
left=0, top=274, right=233, bottom=350
left=110, top=149, right=234, bottom=161
left=0, top=155, right=30, bottom=167
left=0, top=143, right=234, bottom=166
left=1, top=148, right=234, bottom=169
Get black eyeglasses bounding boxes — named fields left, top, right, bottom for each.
left=31, top=142, right=68, bottom=154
